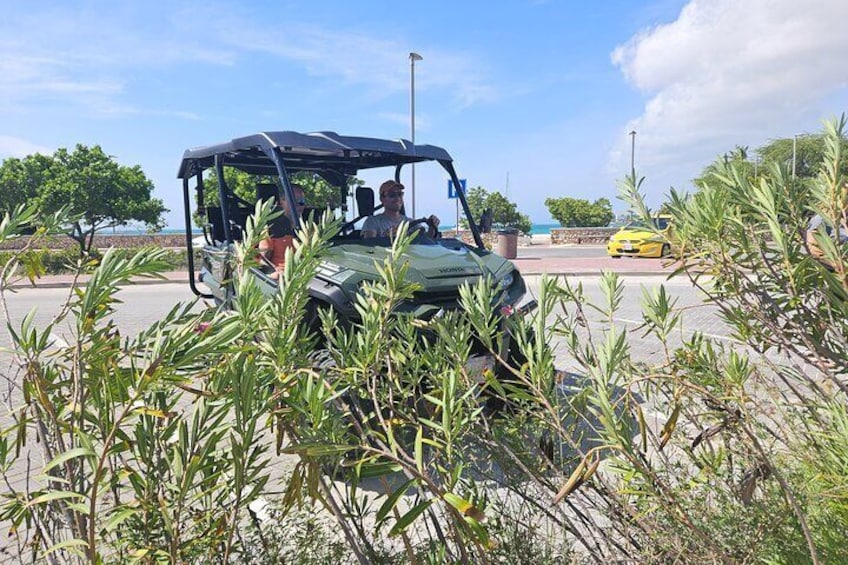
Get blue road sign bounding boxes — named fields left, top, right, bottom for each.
left=448, top=179, right=467, bottom=199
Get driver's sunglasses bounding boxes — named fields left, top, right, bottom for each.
left=383, top=191, right=404, bottom=199
left=295, top=199, right=306, bottom=206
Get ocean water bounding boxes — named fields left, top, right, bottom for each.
left=527, top=223, right=560, bottom=235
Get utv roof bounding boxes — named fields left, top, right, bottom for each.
left=177, top=131, right=453, bottom=179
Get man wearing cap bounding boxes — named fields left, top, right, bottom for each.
left=361, top=180, right=440, bottom=238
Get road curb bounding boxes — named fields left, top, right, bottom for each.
left=523, top=271, right=675, bottom=278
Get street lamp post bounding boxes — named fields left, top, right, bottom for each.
left=409, top=52, right=423, bottom=218
left=629, top=130, right=637, bottom=179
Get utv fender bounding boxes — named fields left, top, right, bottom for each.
left=307, top=277, right=358, bottom=323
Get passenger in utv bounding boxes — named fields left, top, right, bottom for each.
left=258, top=183, right=306, bottom=279
left=361, top=180, right=440, bottom=238
left=806, top=211, right=848, bottom=270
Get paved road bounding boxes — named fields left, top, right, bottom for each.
left=523, top=274, right=726, bottom=369
left=2, top=276, right=724, bottom=365
left=514, top=244, right=672, bottom=275
left=518, top=244, right=609, bottom=259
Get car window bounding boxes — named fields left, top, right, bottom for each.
left=624, top=218, right=670, bottom=231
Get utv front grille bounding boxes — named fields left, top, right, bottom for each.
left=408, top=289, right=463, bottom=310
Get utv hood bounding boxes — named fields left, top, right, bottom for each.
left=321, top=241, right=509, bottom=283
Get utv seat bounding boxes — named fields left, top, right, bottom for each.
left=206, top=206, right=225, bottom=243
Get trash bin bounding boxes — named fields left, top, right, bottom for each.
left=497, top=228, right=519, bottom=259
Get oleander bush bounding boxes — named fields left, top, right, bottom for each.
left=0, top=116, right=847, bottom=564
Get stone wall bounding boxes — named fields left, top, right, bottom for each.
left=440, top=230, right=497, bottom=248
left=442, top=227, right=618, bottom=246
left=549, top=227, right=617, bottom=244
left=0, top=234, right=190, bottom=251
left=2, top=228, right=619, bottom=250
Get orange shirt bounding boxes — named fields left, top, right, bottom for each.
left=266, top=235, right=295, bottom=270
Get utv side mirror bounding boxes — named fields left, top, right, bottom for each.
left=356, top=186, right=375, bottom=217
left=480, top=208, right=493, bottom=233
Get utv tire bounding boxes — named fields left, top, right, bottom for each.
left=485, top=329, right=535, bottom=417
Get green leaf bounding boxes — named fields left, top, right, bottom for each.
left=375, top=479, right=416, bottom=527
left=464, top=515, right=492, bottom=548
left=280, top=442, right=349, bottom=457
left=43, top=538, right=88, bottom=558
left=357, top=461, right=403, bottom=479
left=443, top=492, right=473, bottom=514
left=102, top=507, right=137, bottom=532
left=42, top=446, right=95, bottom=474
left=27, top=491, right=86, bottom=507
left=389, top=499, right=432, bottom=537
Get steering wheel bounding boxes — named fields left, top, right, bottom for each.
left=407, top=217, right=438, bottom=237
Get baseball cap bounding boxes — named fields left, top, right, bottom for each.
left=379, top=180, right=405, bottom=197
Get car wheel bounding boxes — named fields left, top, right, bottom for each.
left=609, top=254, right=621, bottom=259
left=660, top=243, right=670, bottom=257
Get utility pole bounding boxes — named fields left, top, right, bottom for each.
left=629, top=130, right=637, bottom=178
left=409, top=52, right=423, bottom=217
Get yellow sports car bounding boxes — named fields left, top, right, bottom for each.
left=607, top=215, right=672, bottom=258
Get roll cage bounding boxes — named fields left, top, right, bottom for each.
left=179, top=130, right=484, bottom=238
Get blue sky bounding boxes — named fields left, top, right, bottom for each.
left=2, top=0, right=847, bottom=228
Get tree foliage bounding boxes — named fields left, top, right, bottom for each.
left=544, top=196, right=613, bottom=227
left=695, top=134, right=848, bottom=192
left=203, top=169, right=354, bottom=212
left=463, top=186, right=532, bottom=233
left=0, top=153, right=55, bottom=215
left=0, top=145, right=166, bottom=254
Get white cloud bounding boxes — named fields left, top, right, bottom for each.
left=0, top=136, right=53, bottom=158
left=0, top=4, right=235, bottom=116
left=0, top=4, right=494, bottom=118
left=610, top=0, right=848, bottom=195
left=213, top=21, right=496, bottom=109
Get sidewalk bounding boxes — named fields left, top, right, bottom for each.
left=512, top=256, right=673, bottom=277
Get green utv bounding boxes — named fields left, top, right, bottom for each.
left=178, top=131, right=535, bottom=378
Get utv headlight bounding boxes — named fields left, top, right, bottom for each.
left=499, top=271, right=514, bottom=290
